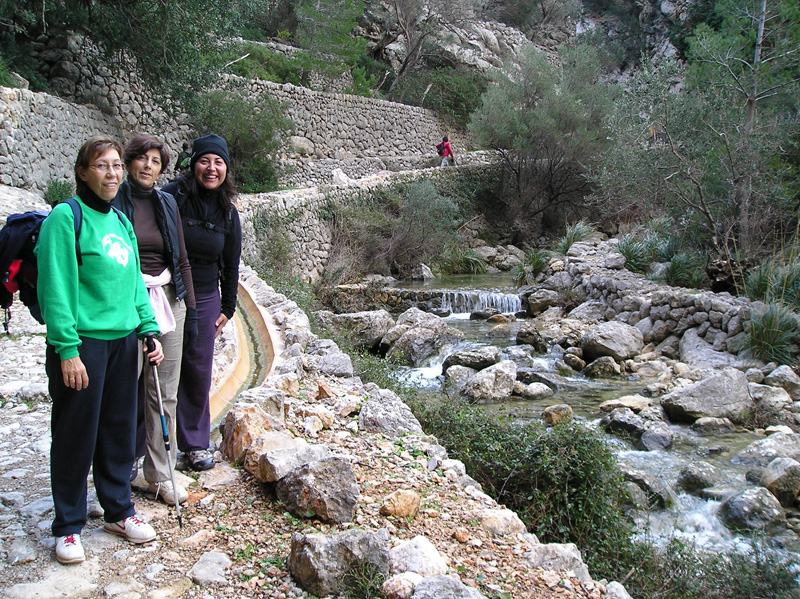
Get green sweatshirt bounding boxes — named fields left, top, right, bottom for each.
left=35, top=196, right=160, bottom=360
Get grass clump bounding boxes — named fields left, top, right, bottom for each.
left=435, top=244, right=488, bottom=275
left=554, top=220, right=595, bottom=255
left=340, top=562, right=386, bottom=599
left=746, top=303, right=800, bottom=365
left=625, top=537, right=800, bottom=599
left=617, top=234, right=651, bottom=273
left=512, top=249, right=553, bottom=287
left=746, top=260, right=800, bottom=310
left=661, top=253, right=706, bottom=288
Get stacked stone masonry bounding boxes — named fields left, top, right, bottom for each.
left=561, top=249, right=758, bottom=358
left=223, top=75, right=472, bottom=160
left=0, top=33, right=473, bottom=193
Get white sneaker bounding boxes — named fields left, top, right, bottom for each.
left=148, top=480, right=188, bottom=505
left=104, top=515, right=156, bottom=544
left=55, top=534, right=85, bottom=564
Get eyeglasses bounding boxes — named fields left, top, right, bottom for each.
left=88, top=163, right=124, bottom=173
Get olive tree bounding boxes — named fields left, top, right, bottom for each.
left=590, top=0, right=800, bottom=263
left=469, top=44, right=615, bottom=242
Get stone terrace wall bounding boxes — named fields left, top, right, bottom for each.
left=224, top=75, right=473, bottom=160
left=558, top=241, right=758, bottom=359
left=0, top=87, right=123, bottom=190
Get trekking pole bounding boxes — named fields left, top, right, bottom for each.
left=145, top=336, right=183, bottom=528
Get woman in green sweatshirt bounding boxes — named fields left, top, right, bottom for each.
left=36, top=136, right=164, bottom=565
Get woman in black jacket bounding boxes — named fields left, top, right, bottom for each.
left=113, top=134, right=197, bottom=504
left=161, top=134, right=241, bottom=471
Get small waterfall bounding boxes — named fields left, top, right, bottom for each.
left=439, top=290, right=522, bottom=315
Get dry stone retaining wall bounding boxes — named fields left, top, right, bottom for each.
left=2, top=33, right=474, bottom=193
left=226, top=75, right=472, bottom=160
left=558, top=242, right=759, bottom=358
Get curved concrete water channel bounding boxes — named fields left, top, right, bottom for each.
left=208, top=280, right=278, bottom=437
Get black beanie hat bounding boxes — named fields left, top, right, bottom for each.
left=190, top=133, right=230, bottom=170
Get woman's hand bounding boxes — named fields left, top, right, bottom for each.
left=144, top=337, right=164, bottom=366
left=214, top=314, right=229, bottom=338
left=61, top=357, right=89, bottom=390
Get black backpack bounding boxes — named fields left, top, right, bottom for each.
left=436, top=141, right=445, bottom=156
left=1, top=198, right=88, bottom=331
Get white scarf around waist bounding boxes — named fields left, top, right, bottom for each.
left=142, top=269, right=176, bottom=334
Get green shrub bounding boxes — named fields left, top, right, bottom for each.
left=653, top=235, right=681, bottom=262
left=554, top=220, right=595, bottom=255
left=44, top=180, right=75, bottom=207
left=0, top=56, right=17, bottom=87
left=188, top=89, right=294, bottom=193
left=745, top=260, right=800, bottom=310
left=745, top=262, right=773, bottom=302
left=526, top=248, right=552, bottom=274
left=389, top=67, right=489, bottom=127
left=512, top=250, right=552, bottom=287
left=327, top=180, right=461, bottom=278
left=223, top=43, right=303, bottom=86
left=624, top=537, right=800, bottom=599
left=746, top=303, right=800, bottom=365
left=407, top=396, right=634, bottom=570
left=617, top=234, right=651, bottom=273
left=250, top=207, right=294, bottom=276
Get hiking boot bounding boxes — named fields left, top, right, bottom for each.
left=104, top=515, right=156, bottom=544
left=148, top=480, right=188, bottom=505
left=188, top=448, right=215, bottom=471
left=55, top=534, right=85, bottom=564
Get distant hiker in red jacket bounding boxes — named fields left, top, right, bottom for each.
left=439, top=136, right=454, bottom=167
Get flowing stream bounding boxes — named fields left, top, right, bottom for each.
left=397, top=274, right=800, bottom=564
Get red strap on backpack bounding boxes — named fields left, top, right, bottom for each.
left=2, top=259, right=22, bottom=293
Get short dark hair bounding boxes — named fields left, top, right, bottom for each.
left=123, top=133, right=171, bottom=174
left=74, top=136, right=123, bottom=198
left=443, top=136, right=448, bottom=142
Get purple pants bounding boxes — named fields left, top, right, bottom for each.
left=176, top=290, right=220, bottom=452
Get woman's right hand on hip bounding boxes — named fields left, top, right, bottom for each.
left=61, top=356, right=89, bottom=390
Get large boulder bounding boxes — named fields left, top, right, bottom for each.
left=524, top=542, right=591, bottom=583
left=718, top=487, right=785, bottom=531
left=733, top=433, right=800, bottom=467
left=359, top=386, right=423, bottom=437
left=442, top=346, right=501, bottom=371
left=678, top=328, right=737, bottom=369
left=660, top=368, right=753, bottom=423
left=411, top=575, right=487, bottom=599
left=389, top=536, right=447, bottom=577
left=764, top=365, right=800, bottom=401
left=276, top=457, right=361, bottom=524
left=288, top=529, right=390, bottom=597
left=219, top=402, right=284, bottom=464
left=678, top=461, right=720, bottom=494
left=462, top=360, right=517, bottom=403
left=315, top=310, right=395, bottom=350
left=515, top=323, right=548, bottom=352
left=256, top=442, right=331, bottom=483
left=760, top=457, right=800, bottom=507
left=381, top=308, right=463, bottom=366
left=581, top=321, right=644, bottom=362
left=524, top=289, right=560, bottom=315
